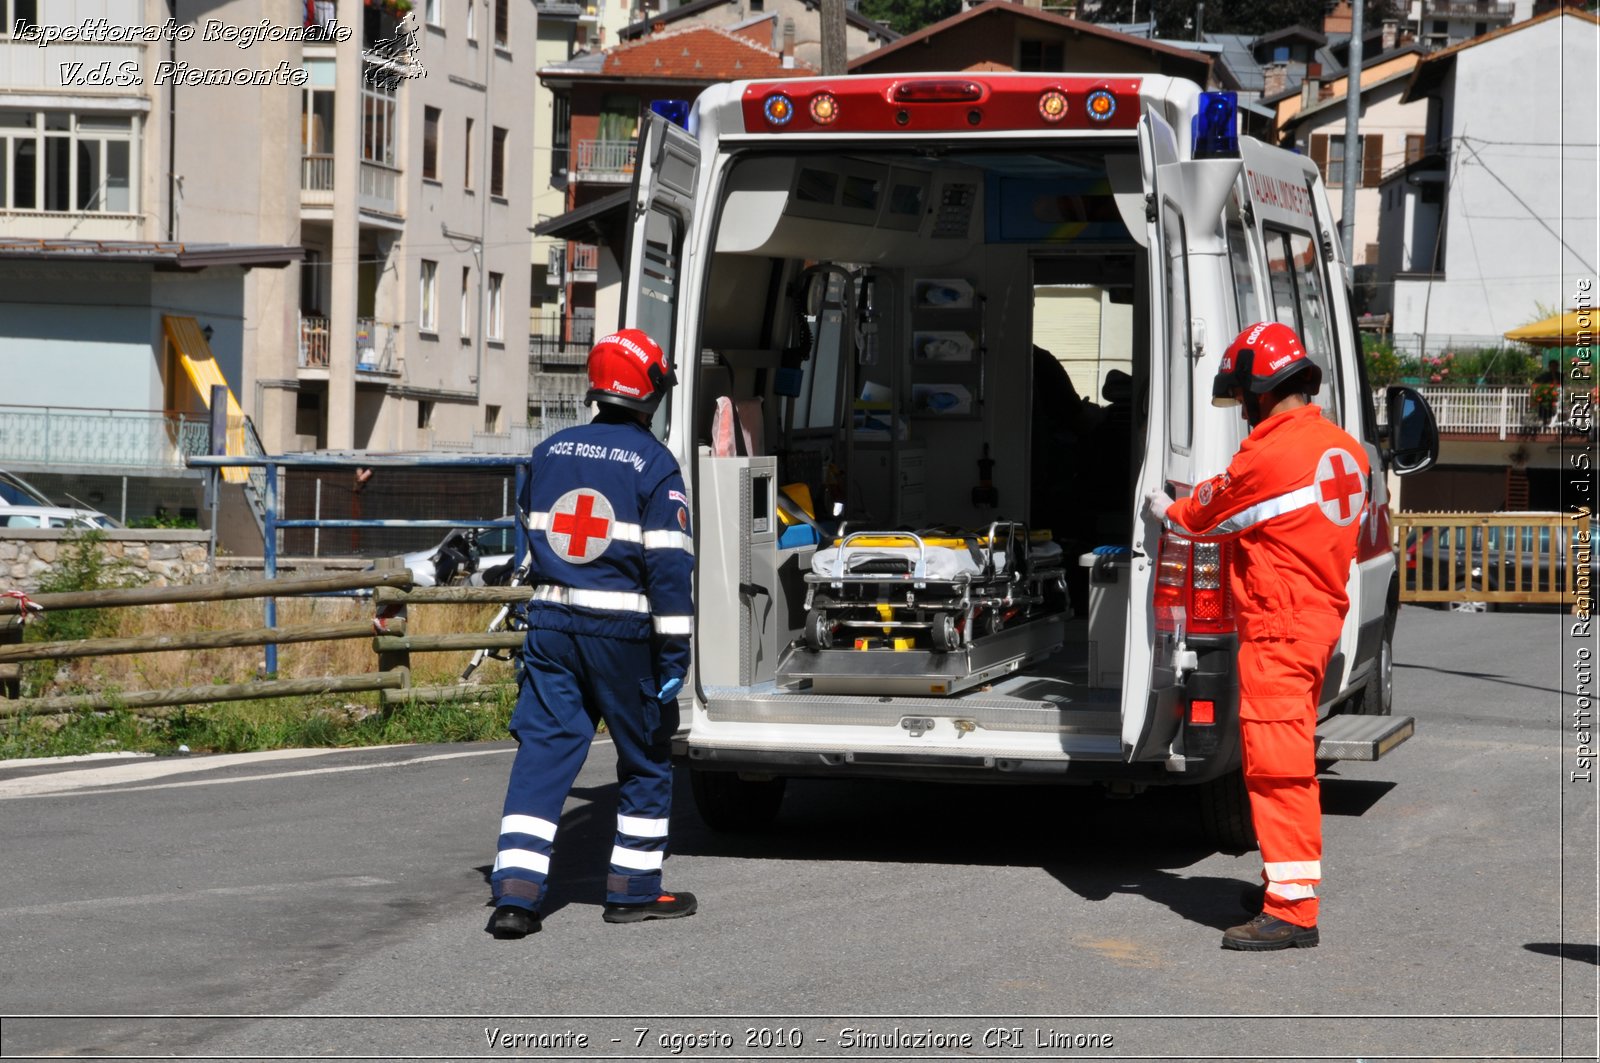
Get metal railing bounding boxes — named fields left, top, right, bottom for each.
left=0, top=405, right=211, bottom=470
left=301, top=316, right=398, bottom=373
left=1371, top=386, right=1589, bottom=440
left=573, top=139, right=637, bottom=179
left=568, top=242, right=599, bottom=273
left=301, top=154, right=335, bottom=196
left=1425, top=0, right=1513, bottom=18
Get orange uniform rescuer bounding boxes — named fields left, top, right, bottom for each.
left=1144, top=321, right=1370, bottom=952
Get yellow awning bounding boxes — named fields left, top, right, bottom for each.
left=1503, top=308, right=1597, bottom=348
left=163, top=315, right=248, bottom=484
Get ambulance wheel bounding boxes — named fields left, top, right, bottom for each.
left=930, top=613, right=960, bottom=653
left=1355, top=609, right=1395, bottom=716
left=804, top=611, right=833, bottom=651
left=1197, top=769, right=1255, bottom=852
left=689, top=769, right=786, bottom=832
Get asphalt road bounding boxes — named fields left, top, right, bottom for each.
left=0, top=605, right=1594, bottom=1062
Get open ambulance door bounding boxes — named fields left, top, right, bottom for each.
left=620, top=109, right=702, bottom=434
left=1120, top=105, right=1190, bottom=764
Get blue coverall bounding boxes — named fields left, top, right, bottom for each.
left=490, top=410, right=694, bottom=912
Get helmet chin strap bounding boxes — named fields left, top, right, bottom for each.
left=1242, top=390, right=1265, bottom=427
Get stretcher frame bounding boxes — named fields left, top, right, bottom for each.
left=777, top=521, right=1069, bottom=696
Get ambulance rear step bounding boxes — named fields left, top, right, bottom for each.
left=1314, top=714, right=1415, bottom=762
left=775, top=615, right=1065, bottom=697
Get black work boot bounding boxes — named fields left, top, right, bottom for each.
left=1239, top=884, right=1266, bottom=915
left=1221, top=912, right=1319, bottom=951
left=602, top=891, right=698, bottom=924
left=489, top=904, right=541, bottom=939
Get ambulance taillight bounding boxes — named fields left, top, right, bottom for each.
left=1153, top=532, right=1236, bottom=636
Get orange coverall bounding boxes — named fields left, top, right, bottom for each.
left=1165, top=403, right=1370, bottom=927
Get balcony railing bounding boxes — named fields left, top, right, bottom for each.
left=0, top=405, right=211, bottom=470
left=530, top=313, right=595, bottom=365
left=301, top=154, right=335, bottom=206
left=573, top=139, right=637, bottom=181
left=301, top=315, right=399, bottom=373
left=359, top=161, right=401, bottom=215
left=1372, top=386, right=1589, bottom=440
left=1425, top=0, right=1513, bottom=19
left=569, top=241, right=599, bottom=275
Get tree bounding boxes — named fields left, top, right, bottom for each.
left=857, top=0, right=961, bottom=36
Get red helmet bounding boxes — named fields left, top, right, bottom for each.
left=585, top=329, right=676, bottom=414
left=1211, top=321, right=1322, bottom=408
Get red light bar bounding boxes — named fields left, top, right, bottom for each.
left=738, top=76, right=1141, bottom=133
left=891, top=79, right=984, bottom=103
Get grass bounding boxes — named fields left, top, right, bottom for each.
left=1, top=591, right=521, bottom=761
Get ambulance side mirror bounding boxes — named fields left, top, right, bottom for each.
left=1384, top=385, right=1439, bottom=476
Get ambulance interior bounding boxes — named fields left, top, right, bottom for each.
left=692, top=145, right=1153, bottom=713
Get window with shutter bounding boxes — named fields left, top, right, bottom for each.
left=1362, top=133, right=1384, bottom=187
left=1310, top=134, right=1329, bottom=182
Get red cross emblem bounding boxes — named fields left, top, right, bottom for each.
left=547, top=488, right=615, bottom=564
left=1315, top=448, right=1365, bottom=526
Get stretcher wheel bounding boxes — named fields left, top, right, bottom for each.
left=804, top=610, right=833, bottom=651
left=930, top=612, right=960, bottom=653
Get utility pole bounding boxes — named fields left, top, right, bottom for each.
left=820, top=0, right=846, bottom=75
left=1339, top=0, right=1365, bottom=266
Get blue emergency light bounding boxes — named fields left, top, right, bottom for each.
left=1191, top=91, right=1239, bottom=159
left=651, top=99, right=690, bottom=129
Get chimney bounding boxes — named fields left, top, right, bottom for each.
left=1381, top=19, right=1398, bottom=51
left=1262, top=61, right=1289, bottom=97
left=781, top=17, right=795, bottom=67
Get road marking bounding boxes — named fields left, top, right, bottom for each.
left=0, top=876, right=393, bottom=918
left=0, top=741, right=611, bottom=800
left=0, top=745, right=379, bottom=798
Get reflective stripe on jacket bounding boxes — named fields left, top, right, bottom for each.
left=1164, top=404, right=1369, bottom=643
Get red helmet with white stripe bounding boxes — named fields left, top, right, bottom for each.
left=586, top=329, right=676, bottom=415
left=1212, top=321, right=1322, bottom=408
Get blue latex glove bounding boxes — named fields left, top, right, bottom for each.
left=657, top=676, right=683, bottom=701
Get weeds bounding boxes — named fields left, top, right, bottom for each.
left=1, top=581, right=522, bottom=760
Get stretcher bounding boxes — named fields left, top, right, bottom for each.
left=776, top=522, right=1069, bottom=696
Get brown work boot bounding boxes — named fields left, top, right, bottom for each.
left=1221, top=912, right=1319, bottom=951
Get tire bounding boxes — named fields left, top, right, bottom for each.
left=804, top=610, right=833, bottom=651
left=930, top=612, right=959, bottom=652
left=1197, top=768, right=1255, bottom=851
left=1448, top=581, right=1492, bottom=614
left=1355, top=610, right=1395, bottom=716
left=689, top=768, right=786, bottom=832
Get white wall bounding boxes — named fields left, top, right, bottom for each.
left=1392, top=14, right=1600, bottom=351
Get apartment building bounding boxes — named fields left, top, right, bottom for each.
left=1, top=0, right=535, bottom=497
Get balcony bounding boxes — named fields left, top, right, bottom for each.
left=300, top=316, right=400, bottom=374
left=1372, top=386, right=1590, bottom=441
left=0, top=405, right=211, bottom=471
left=1425, top=0, right=1513, bottom=19
left=301, top=154, right=335, bottom=207
left=568, top=241, right=599, bottom=282
left=530, top=312, right=594, bottom=366
left=573, top=139, right=637, bottom=183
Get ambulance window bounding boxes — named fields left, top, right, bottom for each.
left=1226, top=220, right=1258, bottom=332
left=634, top=204, right=683, bottom=434
left=1162, top=202, right=1192, bottom=451
left=1264, top=227, right=1342, bottom=421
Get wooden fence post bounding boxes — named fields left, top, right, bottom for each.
left=374, top=556, right=410, bottom=695
left=0, top=617, right=20, bottom=699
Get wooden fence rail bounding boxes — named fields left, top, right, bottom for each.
left=1394, top=510, right=1590, bottom=607
left=0, top=562, right=530, bottom=718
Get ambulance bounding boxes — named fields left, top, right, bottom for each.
left=614, top=73, right=1440, bottom=846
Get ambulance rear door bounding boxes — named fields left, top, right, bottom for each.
left=1121, top=103, right=1192, bottom=764
left=1237, top=138, right=1386, bottom=701
left=621, top=109, right=702, bottom=427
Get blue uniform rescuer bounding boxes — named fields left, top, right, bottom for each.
left=488, top=329, right=696, bottom=939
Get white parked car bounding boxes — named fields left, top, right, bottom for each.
left=0, top=505, right=121, bottom=530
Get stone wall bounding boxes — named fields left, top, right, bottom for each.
left=0, top=529, right=213, bottom=593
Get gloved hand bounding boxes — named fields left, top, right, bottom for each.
left=1142, top=489, right=1172, bottom=522
left=656, top=676, right=683, bottom=702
